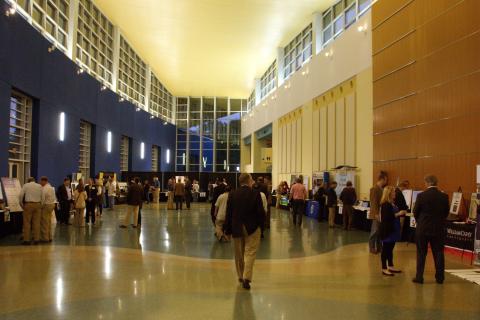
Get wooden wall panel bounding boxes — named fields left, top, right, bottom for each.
left=372, top=1, right=415, bottom=54
left=320, top=107, right=328, bottom=171
left=373, top=0, right=480, bottom=194
left=373, top=32, right=415, bottom=81
left=312, top=109, right=320, bottom=171
left=345, top=93, right=356, bottom=166
left=327, top=103, right=336, bottom=169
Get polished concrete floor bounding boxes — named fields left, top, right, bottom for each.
left=0, top=203, right=479, bottom=319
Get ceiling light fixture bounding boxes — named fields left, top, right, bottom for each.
left=136, top=107, right=141, bottom=112
left=357, top=23, right=368, bottom=33
left=150, top=115, right=154, bottom=119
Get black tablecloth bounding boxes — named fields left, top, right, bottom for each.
left=445, top=222, right=476, bottom=251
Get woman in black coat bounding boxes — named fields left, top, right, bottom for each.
left=379, top=186, right=405, bottom=276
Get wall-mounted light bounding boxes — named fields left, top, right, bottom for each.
left=140, top=142, right=145, bottom=159
left=236, top=166, right=240, bottom=172
left=223, top=160, right=227, bottom=170
left=136, top=107, right=141, bottom=112
left=101, top=84, right=107, bottom=91
left=163, top=121, right=168, bottom=125
left=182, top=153, right=186, bottom=165
left=107, top=131, right=112, bottom=153
left=119, top=97, right=125, bottom=102
left=301, top=68, right=310, bottom=76
left=324, top=49, right=334, bottom=59
left=202, top=157, right=207, bottom=168
left=59, top=112, right=65, bottom=141
left=77, top=68, right=84, bottom=75
left=357, top=23, right=368, bottom=33
left=149, top=115, right=154, bottom=119
left=48, top=45, right=56, bottom=53
left=5, top=5, right=16, bottom=16
left=166, top=149, right=170, bottom=164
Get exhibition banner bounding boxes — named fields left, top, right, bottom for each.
left=445, top=222, right=475, bottom=252
left=475, top=212, right=480, bottom=266
left=0, top=178, right=22, bottom=212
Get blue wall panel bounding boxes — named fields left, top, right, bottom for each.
left=0, top=8, right=176, bottom=187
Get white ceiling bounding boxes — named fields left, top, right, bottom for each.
left=94, top=0, right=335, bottom=97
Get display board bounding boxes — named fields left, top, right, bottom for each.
left=334, top=170, right=355, bottom=196
left=1, top=178, right=23, bottom=212
left=410, top=191, right=423, bottom=228
left=468, top=193, right=479, bottom=220
left=475, top=211, right=480, bottom=266
left=450, top=192, right=462, bottom=215
left=402, top=189, right=413, bottom=210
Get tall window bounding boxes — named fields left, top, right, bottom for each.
left=322, top=0, right=372, bottom=47
left=9, top=91, right=33, bottom=184
left=76, top=0, right=115, bottom=86
left=284, top=24, right=312, bottom=80
left=260, top=61, right=277, bottom=99
left=120, top=136, right=130, bottom=172
left=28, top=0, right=69, bottom=51
left=78, top=120, right=92, bottom=178
left=150, top=73, right=174, bottom=123
left=118, top=36, right=147, bottom=108
left=175, top=98, right=188, bottom=172
left=228, top=100, right=242, bottom=172
left=246, top=90, right=255, bottom=112
left=151, top=145, right=159, bottom=172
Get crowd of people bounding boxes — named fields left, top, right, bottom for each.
left=15, top=170, right=451, bottom=289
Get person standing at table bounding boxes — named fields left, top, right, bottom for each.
left=120, top=178, right=143, bottom=228
left=412, top=175, right=449, bottom=284
left=152, top=176, right=161, bottom=203
left=174, top=178, right=186, bottom=211
left=289, top=177, right=307, bottom=228
left=326, top=181, right=338, bottom=228
left=379, top=186, right=405, bottom=276
left=369, top=173, right=388, bottom=254
left=340, top=181, right=357, bottom=231
left=57, top=178, right=72, bottom=225
left=19, top=177, right=43, bottom=245
left=314, top=182, right=327, bottom=222
left=85, top=178, right=98, bottom=226
left=39, top=176, right=56, bottom=242
left=73, top=183, right=87, bottom=227
left=106, top=176, right=117, bottom=210
left=225, top=173, right=265, bottom=290
left=96, top=178, right=104, bottom=218
left=167, top=177, right=175, bottom=210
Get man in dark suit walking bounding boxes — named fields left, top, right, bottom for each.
left=412, top=175, right=450, bottom=284
left=56, top=178, right=72, bottom=225
left=225, top=173, right=265, bottom=290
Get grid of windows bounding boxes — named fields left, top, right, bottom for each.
left=9, top=91, right=32, bottom=184
left=260, top=60, right=277, bottom=99
left=175, top=97, right=246, bottom=172
left=284, top=24, right=312, bottom=80
left=322, top=0, right=371, bottom=46
left=76, top=0, right=114, bottom=86
left=118, top=36, right=147, bottom=108
left=150, top=73, right=174, bottom=122
left=120, top=136, right=130, bottom=172
left=9, top=0, right=69, bottom=51
left=246, top=90, right=255, bottom=113
left=151, top=145, right=159, bottom=172
left=78, top=120, right=92, bottom=178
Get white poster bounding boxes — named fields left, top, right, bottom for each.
left=468, top=193, right=479, bottom=220
left=402, top=189, right=413, bottom=210
left=334, top=171, right=355, bottom=196
left=1, top=177, right=23, bottom=212
left=450, top=192, right=462, bottom=215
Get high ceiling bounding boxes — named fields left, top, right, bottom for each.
left=95, top=0, right=334, bottom=98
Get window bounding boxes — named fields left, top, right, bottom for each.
left=76, top=0, right=115, bottom=86
left=8, top=0, right=69, bottom=51
left=246, top=90, right=255, bottom=112
left=260, top=61, right=277, bottom=99
left=151, top=145, right=159, bottom=172
left=175, top=98, right=188, bottom=172
left=322, top=0, right=373, bottom=48
left=79, top=120, right=92, bottom=178
left=118, top=36, right=147, bottom=108
left=9, top=91, right=32, bottom=184
left=120, top=136, right=130, bottom=172
left=283, top=24, right=312, bottom=80
left=150, top=72, right=174, bottom=123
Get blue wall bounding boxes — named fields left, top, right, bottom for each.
left=0, top=4, right=176, bottom=187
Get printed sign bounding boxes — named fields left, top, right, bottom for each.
left=445, top=222, right=475, bottom=251
left=450, top=192, right=462, bottom=215
left=402, top=189, right=413, bottom=210
left=475, top=212, right=480, bottom=266
left=1, top=178, right=23, bottom=212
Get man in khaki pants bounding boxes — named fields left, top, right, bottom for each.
left=120, top=178, right=143, bottom=229
left=225, top=173, right=265, bottom=290
left=19, top=177, right=43, bottom=245
left=40, top=176, right=56, bottom=242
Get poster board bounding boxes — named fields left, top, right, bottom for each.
left=1, top=178, right=23, bottom=212
left=475, top=211, right=480, bottom=266
left=402, top=189, right=413, bottom=210
left=468, top=193, right=479, bottom=220
left=334, top=170, right=356, bottom=196
left=450, top=192, right=462, bottom=215
left=409, top=191, right=423, bottom=228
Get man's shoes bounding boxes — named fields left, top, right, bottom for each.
left=412, top=278, right=424, bottom=284
left=119, top=225, right=127, bottom=229
left=382, top=270, right=394, bottom=277
left=21, top=241, right=30, bottom=246
left=388, top=268, right=402, bottom=273
left=436, top=279, right=444, bottom=284
left=242, top=279, right=251, bottom=290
